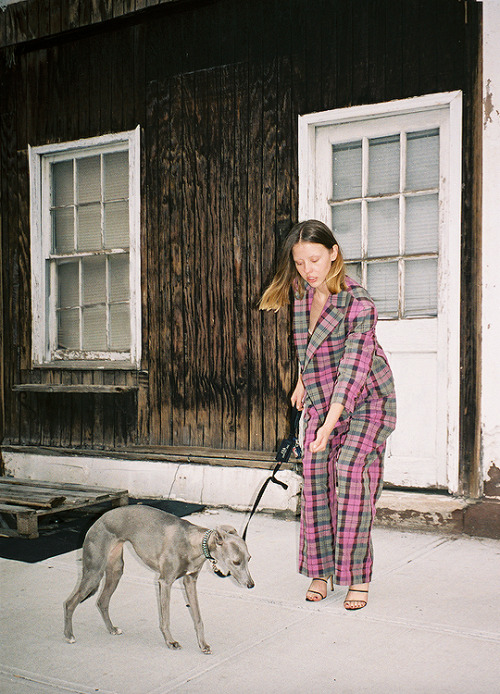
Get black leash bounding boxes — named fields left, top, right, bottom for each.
left=242, top=407, right=302, bottom=541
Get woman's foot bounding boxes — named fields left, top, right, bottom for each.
left=344, top=583, right=369, bottom=610
left=305, top=576, right=333, bottom=602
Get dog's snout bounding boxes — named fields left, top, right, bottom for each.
left=247, top=578, right=255, bottom=589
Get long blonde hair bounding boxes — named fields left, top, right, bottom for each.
left=259, top=220, right=347, bottom=311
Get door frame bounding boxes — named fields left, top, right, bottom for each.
left=298, top=91, right=463, bottom=492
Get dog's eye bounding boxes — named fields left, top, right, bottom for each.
left=232, top=559, right=241, bottom=566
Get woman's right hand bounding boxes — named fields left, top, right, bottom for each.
left=291, top=376, right=306, bottom=411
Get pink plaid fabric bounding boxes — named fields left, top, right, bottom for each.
left=294, top=277, right=396, bottom=585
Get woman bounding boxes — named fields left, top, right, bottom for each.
left=260, top=220, right=396, bottom=609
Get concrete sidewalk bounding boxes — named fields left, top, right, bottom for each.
left=0, top=508, right=499, bottom=694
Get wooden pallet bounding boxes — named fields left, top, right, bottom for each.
left=0, top=478, right=129, bottom=539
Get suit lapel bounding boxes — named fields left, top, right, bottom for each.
left=294, top=293, right=309, bottom=367
left=304, top=290, right=346, bottom=368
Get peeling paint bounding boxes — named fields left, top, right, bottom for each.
left=484, top=463, right=500, bottom=498
left=484, top=78, right=500, bottom=128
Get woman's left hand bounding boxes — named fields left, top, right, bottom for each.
left=309, top=424, right=333, bottom=453
left=309, top=402, right=345, bottom=453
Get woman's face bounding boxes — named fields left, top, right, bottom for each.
left=292, top=241, right=338, bottom=291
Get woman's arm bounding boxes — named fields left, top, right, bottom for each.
left=291, top=372, right=306, bottom=410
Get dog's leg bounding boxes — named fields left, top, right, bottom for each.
left=96, top=542, right=125, bottom=636
left=158, top=577, right=181, bottom=650
left=182, top=574, right=211, bottom=654
left=64, top=571, right=102, bottom=643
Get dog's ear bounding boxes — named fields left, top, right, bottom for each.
left=214, top=526, right=238, bottom=544
left=219, top=525, right=238, bottom=535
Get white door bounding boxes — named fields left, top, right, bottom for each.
left=299, top=93, right=462, bottom=491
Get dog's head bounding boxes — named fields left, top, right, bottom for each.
left=212, top=526, right=254, bottom=589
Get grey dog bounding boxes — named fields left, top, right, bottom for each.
left=63, top=504, right=254, bottom=654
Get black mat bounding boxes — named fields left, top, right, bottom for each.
left=0, top=499, right=205, bottom=563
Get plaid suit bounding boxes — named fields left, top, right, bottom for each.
left=294, top=277, right=396, bottom=585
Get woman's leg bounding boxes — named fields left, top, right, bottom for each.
left=333, top=399, right=396, bottom=588
left=299, top=409, right=338, bottom=579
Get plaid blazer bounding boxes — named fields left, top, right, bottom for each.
left=293, top=276, right=395, bottom=417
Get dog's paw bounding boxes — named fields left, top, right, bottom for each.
left=110, top=627, right=123, bottom=636
left=166, top=640, right=182, bottom=650
left=200, top=644, right=212, bottom=655
left=65, top=636, right=76, bottom=644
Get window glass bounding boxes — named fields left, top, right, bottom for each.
left=406, top=129, right=439, bottom=190
left=52, top=208, right=74, bottom=254
left=368, top=135, right=400, bottom=196
left=104, top=151, right=129, bottom=200
left=77, top=156, right=101, bottom=204
left=367, top=262, right=399, bottom=318
left=405, top=194, right=439, bottom=254
left=331, top=203, right=361, bottom=258
left=367, top=199, right=399, bottom=258
left=405, top=258, right=438, bottom=317
left=332, top=141, right=362, bottom=200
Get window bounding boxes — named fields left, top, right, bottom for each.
left=29, top=128, right=141, bottom=366
left=330, top=128, right=440, bottom=319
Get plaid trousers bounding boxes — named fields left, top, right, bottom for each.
left=299, top=395, right=396, bottom=585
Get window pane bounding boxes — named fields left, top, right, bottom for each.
left=53, top=208, right=74, bottom=253
left=104, top=201, right=129, bottom=249
left=58, top=308, right=80, bottom=349
left=52, top=161, right=74, bottom=206
left=77, top=156, right=101, bottom=204
left=368, top=135, right=400, bottom=196
left=82, top=256, right=106, bottom=306
left=77, top=203, right=102, bottom=251
left=405, top=194, right=439, bottom=254
left=367, top=199, right=399, bottom=258
left=58, top=261, right=79, bottom=309
left=332, top=141, right=362, bottom=200
left=367, top=262, right=399, bottom=318
left=404, top=258, right=437, bottom=317
left=110, top=304, right=130, bottom=350
left=345, top=262, right=362, bottom=285
left=110, top=254, right=129, bottom=302
left=331, top=203, right=361, bottom=259
left=82, top=306, right=107, bottom=350
left=406, top=129, right=439, bottom=191
left=104, top=151, right=129, bottom=200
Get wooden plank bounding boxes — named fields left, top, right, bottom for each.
left=275, top=54, right=294, bottom=438
left=181, top=70, right=201, bottom=446
left=169, top=74, right=186, bottom=446
left=219, top=64, right=237, bottom=449
left=149, top=78, right=166, bottom=444
left=261, top=54, right=278, bottom=452
left=233, top=59, right=250, bottom=451
left=0, top=477, right=128, bottom=495
left=0, top=492, right=66, bottom=509
left=246, top=55, right=264, bottom=452
left=13, top=384, right=139, bottom=393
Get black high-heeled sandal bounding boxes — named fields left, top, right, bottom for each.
left=305, top=576, right=334, bottom=602
left=344, top=588, right=368, bottom=610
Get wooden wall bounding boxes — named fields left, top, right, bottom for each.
left=0, top=0, right=481, bottom=467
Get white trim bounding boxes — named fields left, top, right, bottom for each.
left=29, top=127, right=142, bottom=367
left=298, top=92, right=462, bottom=492
left=481, top=2, right=500, bottom=490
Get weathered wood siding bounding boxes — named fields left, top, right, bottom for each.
left=0, top=0, right=481, bottom=466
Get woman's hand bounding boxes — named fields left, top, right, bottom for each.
left=291, top=375, right=305, bottom=411
left=309, top=423, right=333, bottom=453
left=309, top=402, right=345, bottom=453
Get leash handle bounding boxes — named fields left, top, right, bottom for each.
left=242, top=407, right=302, bottom=541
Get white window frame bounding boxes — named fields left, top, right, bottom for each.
left=29, top=127, right=141, bottom=367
